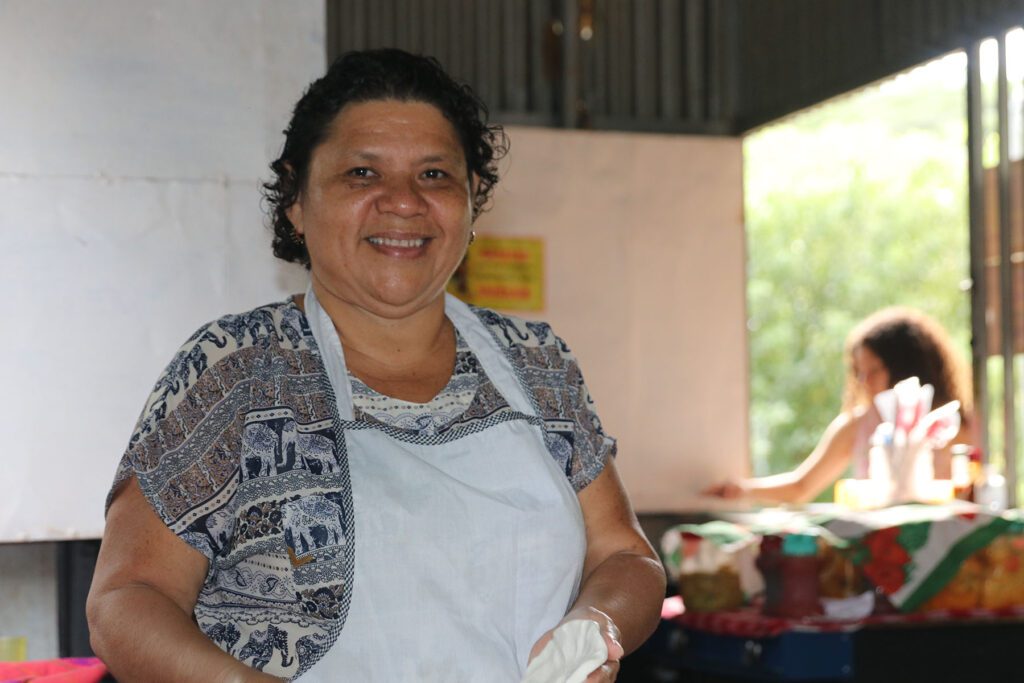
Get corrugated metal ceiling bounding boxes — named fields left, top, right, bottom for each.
left=326, top=0, right=1024, bottom=135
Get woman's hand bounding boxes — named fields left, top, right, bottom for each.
left=701, top=480, right=747, bottom=499
left=527, top=606, right=625, bottom=682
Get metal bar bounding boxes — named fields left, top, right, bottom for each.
left=719, top=0, right=740, bottom=127
left=433, top=0, right=450, bottom=74
left=633, top=0, right=658, bottom=118
left=407, top=0, right=422, bottom=53
left=967, top=39, right=991, bottom=463
left=393, top=0, right=408, bottom=50
left=511, top=0, right=529, bottom=111
left=351, top=0, right=366, bottom=51
left=446, top=0, right=463, bottom=81
left=488, top=0, right=503, bottom=109
left=607, top=0, right=631, bottom=117
left=590, top=0, right=609, bottom=118
left=657, top=0, right=682, bottom=120
left=998, top=32, right=1018, bottom=505
left=460, top=0, right=478, bottom=86
left=527, top=0, right=550, bottom=113
left=326, top=0, right=340, bottom=60
left=501, top=0, right=516, bottom=111
left=561, top=0, right=580, bottom=126
left=367, top=0, right=381, bottom=47
left=683, top=0, right=703, bottom=122
left=473, top=0, right=489, bottom=106
left=706, top=0, right=723, bottom=121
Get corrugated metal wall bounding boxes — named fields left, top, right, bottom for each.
left=326, top=0, right=563, bottom=126
left=326, top=0, right=1024, bottom=134
left=735, top=0, right=1024, bottom=131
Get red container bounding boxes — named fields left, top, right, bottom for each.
left=758, top=533, right=822, bottom=618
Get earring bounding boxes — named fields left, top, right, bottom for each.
left=290, top=228, right=305, bottom=246
left=469, top=230, right=477, bottom=246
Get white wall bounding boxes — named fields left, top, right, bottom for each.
left=0, top=0, right=324, bottom=656
left=476, top=127, right=749, bottom=511
left=1, top=0, right=322, bottom=543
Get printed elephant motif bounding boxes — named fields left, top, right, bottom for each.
left=243, top=423, right=279, bottom=480
left=282, top=495, right=345, bottom=555
left=280, top=422, right=337, bottom=475
left=280, top=306, right=306, bottom=348
left=544, top=432, right=574, bottom=476
left=294, top=632, right=330, bottom=666
left=218, top=309, right=278, bottom=348
left=205, top=506, right=236, bottom=549
left=298, top=433, right=337, bottom=475
left=207, top=622, right=241, bottom=655
left=238, top=624, right=293, bottom=671
left=278, top=420, right=299, bottom=472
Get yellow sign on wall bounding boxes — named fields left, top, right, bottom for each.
left=448, top=235, right=544, bottom=311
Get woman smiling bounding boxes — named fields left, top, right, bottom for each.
left=86, top=49, right=665, bottom=682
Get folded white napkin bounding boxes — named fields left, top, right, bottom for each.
left=520, top=619, right=608, bottom=683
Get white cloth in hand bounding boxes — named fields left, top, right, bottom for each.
left=521, top=619, right=609, bottom=683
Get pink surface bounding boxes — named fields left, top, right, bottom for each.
left=0, top=658, right=108, bottom=683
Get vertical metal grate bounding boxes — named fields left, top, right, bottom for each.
left=326, top=0, right=562, bottom=126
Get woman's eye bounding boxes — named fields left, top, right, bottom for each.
left=347, top=167, right=374, bottom=178
left=422, top=169, right=448, bottom=180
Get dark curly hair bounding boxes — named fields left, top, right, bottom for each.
left=262, top=48, right=508, bottom=267
left=842, top=306, right=972, bottom=416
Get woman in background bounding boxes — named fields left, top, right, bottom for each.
left=704, top=306, right=973, bottom=504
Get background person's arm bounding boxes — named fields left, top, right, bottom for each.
left=528, top=457, right=667, bottom=681
left=702, top=411, right=861, bottom=504
left=87, top=479, right=282, bottom=683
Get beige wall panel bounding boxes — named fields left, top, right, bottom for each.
left=474, top=126, right=748, bottom=511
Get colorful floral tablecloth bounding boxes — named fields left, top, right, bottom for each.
left=815, top=505, right=1024, bottom=611
left=663, top=504, right=1024, bottom=613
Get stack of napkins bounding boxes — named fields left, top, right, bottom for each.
left=521, top=620, right=608, bottom=683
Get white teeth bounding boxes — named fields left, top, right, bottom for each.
left=368, top=236, right=427, bottom=248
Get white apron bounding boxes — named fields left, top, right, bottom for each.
left=300, top=286, right=587, bottom=682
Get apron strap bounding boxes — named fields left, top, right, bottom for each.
left=305, top=283, right=356, bottom=420
left=444, top=293, right=538, bottom=417
left=304, top=285, right=538, bottom=420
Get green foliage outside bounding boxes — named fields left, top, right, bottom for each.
left=744, top=60, right=972, bottom=491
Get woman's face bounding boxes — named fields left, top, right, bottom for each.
left=287, top=99, right=473, bottom=319
left=853, top=345, right=891, bottom=398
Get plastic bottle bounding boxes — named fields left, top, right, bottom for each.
left=951, top=444, right=974, bottom=501
left=759, top=533, right=822, bottom=618
left=868, top=424, right=894, bottom=506
left=756, top=534, right=783, bottom=614
left=975, top=464, right=1008, bottom=513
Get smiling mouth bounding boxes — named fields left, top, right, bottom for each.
left=367, top=236, right=429, bottom=248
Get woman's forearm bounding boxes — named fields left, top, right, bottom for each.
left=571, top=550, right=666, bottom=654
left=88, top=583, right=281, bottom=683
left=740, top=472, right=813, bottom=504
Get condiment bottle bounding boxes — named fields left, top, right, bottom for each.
left=976, top=464, right=1008, bottom=512
left=761, top=533, right=823, bottom=618
left=951, top=444, right=973, bottom=501
left=756, top=534, right=784, bottom=614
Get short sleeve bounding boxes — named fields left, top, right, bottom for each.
left=107, top=320, right=245, bottom=562
left=536, top=326, right=617, bottom=492
left=475, top=309, right=617, bottom=492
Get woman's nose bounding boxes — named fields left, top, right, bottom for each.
left=376, top=177, right=428, bottom=218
